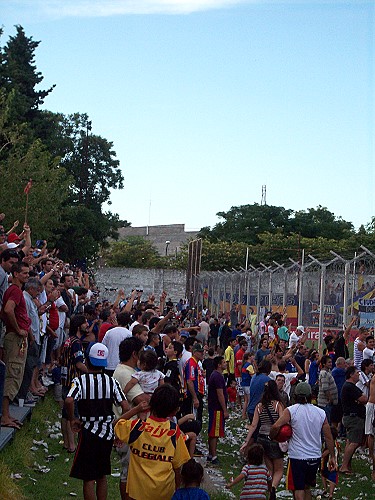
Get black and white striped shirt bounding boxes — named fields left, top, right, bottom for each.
left=67, top=373, right=126, bottom=440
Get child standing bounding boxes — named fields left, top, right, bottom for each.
left=226, top=443, right=271, bottom=499
left=227, top=379, right=238, bottom=410
left=115, top=384, right=191, bottom=500
left=172, top=458, right=210, bottom=500
left=321, top=426, right=339, bottom=500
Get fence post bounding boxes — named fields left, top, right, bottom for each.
left=297, top=249, right=305, bottom=325
left=343, top=261, right=350, bottom=327
left=256, top=270, right=262, bottom=325
left=318, top=264, right=326, bottom=353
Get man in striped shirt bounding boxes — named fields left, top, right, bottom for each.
left=65, top=342, right=136, bottom=500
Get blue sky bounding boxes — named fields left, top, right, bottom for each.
left=2, top=1, right=374, bottom=232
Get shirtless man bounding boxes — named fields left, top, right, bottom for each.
left=366, top=374, right=375, bottom=480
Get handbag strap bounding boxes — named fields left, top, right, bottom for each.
left=265, top=403, right=276, bottom=424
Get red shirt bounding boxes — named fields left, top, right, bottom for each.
left=235, top=348, right=245, bottom=378
left=98, top=322, right=112, bottom=342
left=48, top=303, right=59, bottom=331
left=184, top=356, right=205, bottom=395
left=227, top=386, right=237, bottom=403
left=3, top=284, right=31, bottom=332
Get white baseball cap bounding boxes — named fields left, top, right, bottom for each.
left=88, top=342, right=108, bottom=367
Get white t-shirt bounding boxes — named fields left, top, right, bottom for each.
left=131, top=369, right=165, bottom=394
left=269, top=371, right=298, bottom=396
left=102, top=326, right=132, bottom=370
left=38, top=290, right=47, bottom=334
left=288, top=332, right=300, bottom=348
left=198, top=321, right=210, bottom=340
left=267, top=325, right=275, bottom=342
left=356, top=371, right=372, bottom=398
left=288, top=404, right=326, bottom=459
left=55, top=296, right=67, bottom=329
left=354, top=338, right=364, bottom=370
left=129, top=321, right=139, bottom=332
left=179, top=348, right=192, bottom=386
left=363, top=347, right=375, bottom=362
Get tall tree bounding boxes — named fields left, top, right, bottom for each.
left=0, top=27, right=128, bottom=261
left=0, top=26, right=54, bottom=125
left=59, top=113, right=123, bottom=208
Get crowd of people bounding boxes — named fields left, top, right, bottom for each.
left=0, top=218, right=374, bottom=500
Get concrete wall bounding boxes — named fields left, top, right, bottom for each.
left=95, top=267, right=187, bottom=304
left=118, top=224, right=198, bottom=256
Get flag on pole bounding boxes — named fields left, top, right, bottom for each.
left=24, top=179, right=32, bottom=195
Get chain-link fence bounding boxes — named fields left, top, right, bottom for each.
left=198, top=246, right=375, bottom=348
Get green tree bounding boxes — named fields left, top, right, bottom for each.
left=0, top=27, right=128, bottom=261
left=291, top=206, right=354, bottom=240
left=0, top=139, right=70, bottom=241
left=0, top=86, right=70, bottom=241
left=0, top=26, right=54, bottom=126
left=59, top=113, right=123, bottom=208
left=56, top=206, right=124, bottom=262
left=198, top=204, right=293, bottom=244
left=104, top=237, right=163, bottom=268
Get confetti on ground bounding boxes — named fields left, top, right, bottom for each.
left=10, top=473, right=22, bottom=479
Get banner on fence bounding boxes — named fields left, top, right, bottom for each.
left=358, top=297, right=375, bottom=329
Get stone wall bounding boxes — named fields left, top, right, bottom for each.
left=117, top=224, right=197, bottom=256
left=95, top=267, right=187, bottom=303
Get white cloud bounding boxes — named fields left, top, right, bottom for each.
left=6, top=0, right=253, bottom=20
left=3, top=0, right=357, bottom=23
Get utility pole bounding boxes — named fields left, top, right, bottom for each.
left=261, top=185, right=267, bottom=206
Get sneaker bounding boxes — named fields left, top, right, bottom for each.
left=193, top=447, right=204, bottom=457
left=206, top=455, right=212, bottom=462
left=23, top=399, right=36, bottom=407
left=42, top=376, right=54, bottom=387
left=26, top=392, right=39, bottom=402
left=211, top=457, right=220, bottom=465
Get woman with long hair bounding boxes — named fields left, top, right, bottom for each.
left=240, top=380, right=284, bottom=500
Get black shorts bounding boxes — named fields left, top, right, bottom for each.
left=286, top=457, right=320, bottom=491
left=257, top=434, right=284, bottom=459
left=70, top=428, right=113, bottom=481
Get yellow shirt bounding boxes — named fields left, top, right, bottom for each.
left=115, top=415, right=190, bottom=500
left=223, top=346, right=235, bottom=375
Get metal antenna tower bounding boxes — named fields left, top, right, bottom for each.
left=261, top=185, right=267, bottom=205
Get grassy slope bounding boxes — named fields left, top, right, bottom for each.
left=1, top=395, right=375, bottom=499
left=0, top=395, right=122, bottom=500
left=210, top=407, right=375, bottom=499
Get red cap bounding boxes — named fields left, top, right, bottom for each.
left=7, top=233, right=21, bottom=243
